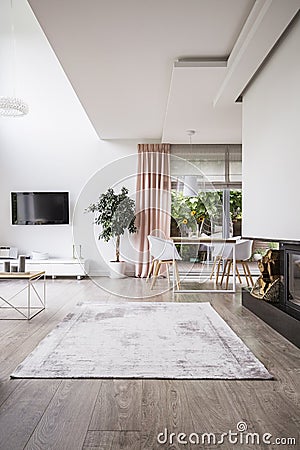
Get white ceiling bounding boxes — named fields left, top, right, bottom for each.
left=27, top=0, right=299, bottom=143
left=162, top=65, right=243, bottom=144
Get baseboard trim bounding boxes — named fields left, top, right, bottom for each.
left=87, top=270, right=135, bottom=277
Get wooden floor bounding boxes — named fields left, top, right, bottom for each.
left=0, top=277, right=299, bottom=450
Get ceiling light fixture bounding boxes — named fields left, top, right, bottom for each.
left=0, top=0, right=29, bottom=117
left=183, top=130, right=198, bottom=197
left=175, top=58, right=227, bottom=68
left=186, top=129, right=196, bottom=143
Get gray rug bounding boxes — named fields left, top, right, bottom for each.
left=11, top=302, right=272, bottom=379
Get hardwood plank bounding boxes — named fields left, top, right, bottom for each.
left=141, top=380, right=195, bottom=450
left=89, top=379, right=142, bottom=431
left=98, top=277, right=171, bottom=302
left=242, top=335, right=300, bottom=372
left=271, top=368, right=300, bottom=408
left=183, top=380, right=241, bottom=433
left=0, top=279, right=299, bottom=450
left=0, top=378, right=21, bottom=408
left=214, top=296, right=299, bottom=344
left=83, top=431, right=140, bottom=450
left=185, top=379, right=299, bottom=446
left=24, top=380, right=101, bottom=450
left=0, top=379, right=60, bottom=450
left=221, top=380, right=300, bottom=438
left=0, top=318, right=16, bottom=336
left=0, top=280, right=94, bottom=379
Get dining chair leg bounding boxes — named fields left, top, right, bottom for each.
left=151, top=261, right=161, bottom=289
left=174, top=261, right=180, bottom=290
left=146, top=259, right=155, bottom=282
left=243, top=261, right=254, bottom=287
left=246, top=263, right=254, bottom=286
left=220, top=259, right=229, bottom=286
left=166, top=262, right=170, bottom=286
left=210, top=256, right=218, bottom=280
left=241, top=261, right=250, bottom=286
left=225, top=260, right=232, bottom=290
left=215, top=257, right=222, bottom=284
left=236, top=263, right=242, bottom=284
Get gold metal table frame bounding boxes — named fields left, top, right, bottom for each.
left=0, top=271, right=46, bottom=320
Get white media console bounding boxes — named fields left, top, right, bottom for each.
left=27, top=258, right=89, bottom=279
left=0, top=258, right=89, bottom=280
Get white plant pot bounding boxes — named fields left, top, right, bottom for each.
left=253, top=253, right=262, bottom=261
left=108, top=261, right=127, bottom=279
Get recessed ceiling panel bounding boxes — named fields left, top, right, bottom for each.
left=162, top=66, right=242, bottom=143
left=27, top=0, right=255, bottom=139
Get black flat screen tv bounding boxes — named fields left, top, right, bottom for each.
left=11, top=192, right=69, bottom=225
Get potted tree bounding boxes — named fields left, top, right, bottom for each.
left=86, top=186, right=137, bottom=278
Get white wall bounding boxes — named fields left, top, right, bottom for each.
left=242, top=16, right=300, bottom=241
left=0, top=0, right=157, bottom=274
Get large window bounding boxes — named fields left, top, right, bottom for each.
left=170, top=144, right=242, bottom=238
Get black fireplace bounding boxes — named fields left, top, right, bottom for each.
left=242, top=240, right=300, bottom=348
left=281, top=242, right=300, bottom=321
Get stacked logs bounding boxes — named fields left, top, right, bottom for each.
left=251, top=249, right=282, bottom=301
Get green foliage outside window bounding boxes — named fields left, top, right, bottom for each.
left=230, top=190, right=242, bottom=221
left=171, top=190, right=223, bottom=233
left=171, top=189, right=242, bottom=233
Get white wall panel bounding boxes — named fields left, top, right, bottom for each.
left=0, top=0, right=156, bottom=274
left=242, top=17, right=300, bottom=241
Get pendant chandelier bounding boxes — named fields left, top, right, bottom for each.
left=0, top=0, right=29, bottom=117
left=0, top=96, right=29, bottom=116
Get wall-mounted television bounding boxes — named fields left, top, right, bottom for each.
left=11, top=192, right=69, bottom=225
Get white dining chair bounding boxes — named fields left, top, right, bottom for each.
left=147, top=235, right=182, bottom=289
left=209, top=241, right=234, bottom=284
left=209, top=236, right=241, bottom=283
left=220, top=239, right=254, bottom=289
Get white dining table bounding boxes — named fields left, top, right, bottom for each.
left=171, top=236, right=240, bottom=294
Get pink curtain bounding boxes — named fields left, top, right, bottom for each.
left=135, top=144, right=171, bottom=277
